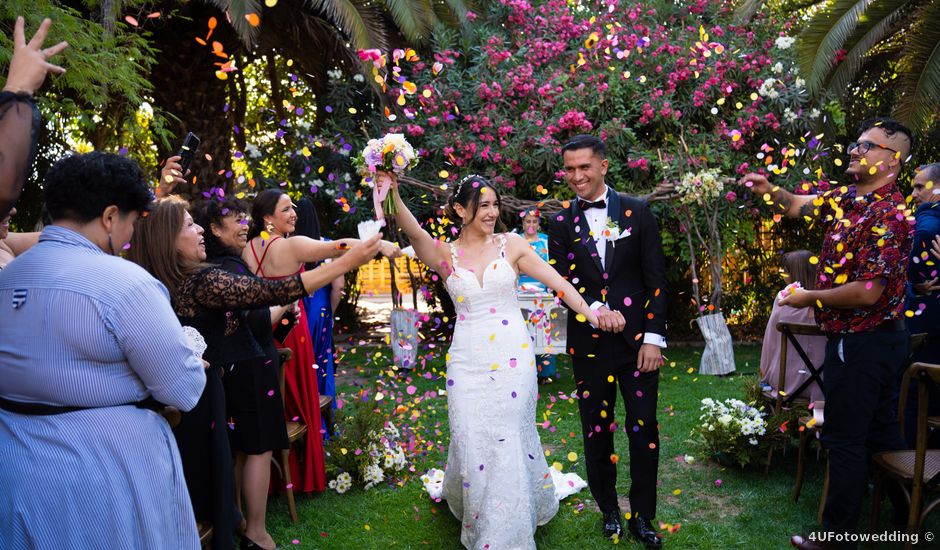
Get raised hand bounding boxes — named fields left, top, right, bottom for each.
left=4, top=17, right=68, bottom=95
left=346, top=233, right=383, bottom=266
left=157, top=156, right=189, bottom=197
left=738, top=173, right=772, bottom=195
left=379, top=239, right=402, bottom=259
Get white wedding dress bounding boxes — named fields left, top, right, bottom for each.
left=427, top=234, right=582, bottom=549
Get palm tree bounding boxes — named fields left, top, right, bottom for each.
left=142, top=0, right=475, bottom=189
left=737, top=0, right=940, bottom=132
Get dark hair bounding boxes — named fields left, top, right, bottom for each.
left=919, top=163, right=940, bottom=183
left=191, top=197, right=248, bottom=259
left=780, top=250, right=817, bottom=291
left=293, top=197, right=323, bottom=270
left=44, top=152, right=153, bottom=223
left=293, top=197, right=321, bottom=241
left=127, top=196, right=200, bottom=297
left=561, top=134, right=606, bottom=159
left=858, top=117, right=916, bottom=161
left=248, top=189, right=287, bottom=240
left=444, top=175, right=506, bottom=232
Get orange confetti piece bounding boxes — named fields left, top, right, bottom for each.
left=147, top=12, right=161, bottom=19
left=208, top=17, right=218, bottom=29
left=245, top=13, right=260, bottom=27
left=125, top=16, right=139, bottom=27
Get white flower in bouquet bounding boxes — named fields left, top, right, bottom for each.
left=718, top=414, right=733, bottom=427
left=383, top=422, right=401, bottom=440
left=353, top=133, right=420, bottom=218
left=758, top=78, right=780, bottom=99
left=676, top=168, right=725, bottom=206
left=328, top=471, right=353, bottom=494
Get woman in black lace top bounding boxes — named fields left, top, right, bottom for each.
left=189, top=196, right=292, bottom=550
left=128, top=197, right=380, bottom=550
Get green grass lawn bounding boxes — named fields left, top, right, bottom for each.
left=266, top=342, right=939, bottom=549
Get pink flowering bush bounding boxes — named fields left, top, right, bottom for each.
left=289, top=0, right=846, bottom=333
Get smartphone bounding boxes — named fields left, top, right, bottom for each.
left=176, top=132, right=201, bottom=177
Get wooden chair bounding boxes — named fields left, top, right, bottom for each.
left=271, top=347, right=306, bottom=524
left=197, top=521, right=213, bottom=547
left=870, top=362, right=940, bottom=545
left=761, top=322, right=825, bottom=416
left=762, top=322, right=825, bottom=472
left=792, top=401, right=826, bottom=521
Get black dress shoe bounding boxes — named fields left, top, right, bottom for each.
left=602, top=509, right=623, bottom=539
left=628, top=515, right=662, bottom=548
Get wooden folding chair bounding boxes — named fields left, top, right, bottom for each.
left=761, top=322, right=825, bottom=415
left=870, top=362, right=940, bottom=547
left=271, top=347, right=306, bottom=523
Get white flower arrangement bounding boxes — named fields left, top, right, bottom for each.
left=675, top=168, right=725, bottom=206
left=692, top=397, right=769, bottom=467
left=774, top=36, right=795, bottom=50
left=327, top=420, right=408, bottom=494
left=757, top=77, right=780, bottom=99
left=352, top=133, right=420, bottom=218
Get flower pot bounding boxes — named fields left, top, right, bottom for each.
left=390, top=308, right=420, bottom=370
left=695, top=311, right=736, bottom=376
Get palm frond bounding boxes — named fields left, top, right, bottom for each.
left=382, top=0, right=435, bottom=43
left=206, top=0, right=263, bottom=46
left=303, top=0, right=389, bottom=52
left=797, top=0, right=890, bottom=93
left=893, top=0, right=940, bottom=130
left=440, top=0, right=472, bottom=26
left=822, top=0, right=909, bottom=96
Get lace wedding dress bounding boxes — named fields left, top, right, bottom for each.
left=428, top=234, right=582, bottom=549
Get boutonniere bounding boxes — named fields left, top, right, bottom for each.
left=600, top=217, right=632, bottom=245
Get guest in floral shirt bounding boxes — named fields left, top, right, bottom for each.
left=741, top=117, right=916, bottom=550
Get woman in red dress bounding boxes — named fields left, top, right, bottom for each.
left=243, top=190, right=399, bottom=491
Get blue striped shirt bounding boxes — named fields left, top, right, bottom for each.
left=0, top=225, right=206, bottom=548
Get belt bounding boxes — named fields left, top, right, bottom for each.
left=872, top=319, right=907, bottom=332
left=0, top=395, right=165, bottom=416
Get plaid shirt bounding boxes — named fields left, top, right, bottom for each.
left=814, top=181, right=914, bottom=333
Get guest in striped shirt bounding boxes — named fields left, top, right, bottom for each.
left=0, top=152, right=207, bottom=548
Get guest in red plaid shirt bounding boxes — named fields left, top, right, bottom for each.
left=742, top=118, right=916, bottom=550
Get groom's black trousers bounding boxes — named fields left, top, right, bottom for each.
left=572, top=342, right=660, bottom=519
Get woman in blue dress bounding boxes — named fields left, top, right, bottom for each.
left=294, top=198, right=342, bottom=415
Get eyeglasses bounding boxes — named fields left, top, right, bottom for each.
left=847, top=141, right=898, bottom=155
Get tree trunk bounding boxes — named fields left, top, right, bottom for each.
left=148, top=2, right=240, bottom=195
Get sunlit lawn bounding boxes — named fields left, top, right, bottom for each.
left=266, top=342, right=937, bottom=549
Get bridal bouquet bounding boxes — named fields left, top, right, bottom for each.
left=691, top=397, right=768, bottom=467
left=326, top=405, right=408, bottom=493
left=353, top=133, right=420, bottom=220
left=675, top=168, right=725, bottom=206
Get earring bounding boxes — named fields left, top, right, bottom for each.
left=265, top=221, right=276, bottom=235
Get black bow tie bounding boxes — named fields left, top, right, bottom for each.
left=578, top=198, right=607, bottom=211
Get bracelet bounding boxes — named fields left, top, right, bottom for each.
left=0, top=89, right=35, bottom=101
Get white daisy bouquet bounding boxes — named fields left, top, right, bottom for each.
left=691, top=397, right=768, bottom=467
left=325, top=405, right=408, bottom=493
left=353, top=133, right=420, bottom=220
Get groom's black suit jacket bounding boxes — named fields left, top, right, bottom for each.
left=547, top=189, right=667, bottom=358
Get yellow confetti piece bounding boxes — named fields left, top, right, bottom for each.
left=607, top=375, right=615, bottom=383
left=348, top=107, right=358, bottom=114
left=575, top=313, right=587, bottom=323
left=265, top=0, right=278, bottom=6
left=673, top=489, right=681, bottom=495
left=567, top=452, right=578, bottom=462
left=439, top=170, right=449, bottom=178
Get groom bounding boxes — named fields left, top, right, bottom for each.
left=548, top=135, right=667, bottom=548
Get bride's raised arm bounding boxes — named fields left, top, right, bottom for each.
left=509, top=233, right=600, bottom=327
left=386, top=171, right=451, bottom=276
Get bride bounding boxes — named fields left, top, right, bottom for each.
left=386, top=172, right=621, bottom=549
